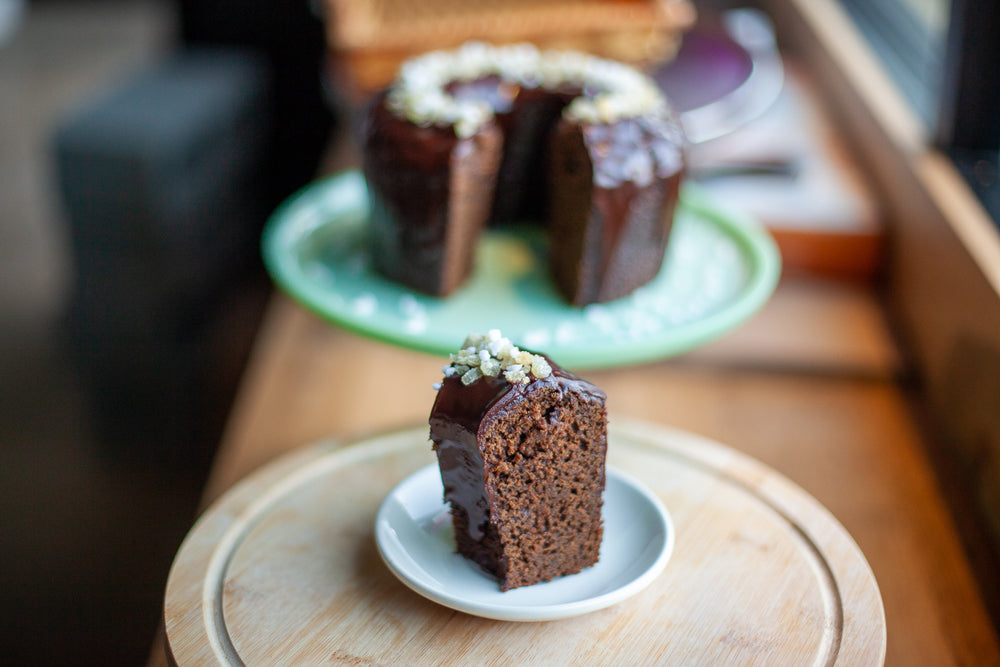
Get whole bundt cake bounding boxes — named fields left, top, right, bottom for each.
left=363, top=42, right=685, bottom=305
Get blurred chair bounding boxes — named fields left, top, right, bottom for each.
left=51, top=2, right=336, bottom=463
left=53, top=49, right=273, bottom=461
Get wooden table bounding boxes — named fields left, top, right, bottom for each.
left=153, top=275, right=1000, bottom=665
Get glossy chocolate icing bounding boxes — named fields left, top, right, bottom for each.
left=362, top=91, right=502, bottom=296
left=549, top=113, right=685, bottom=304
left=447, top=78, right=581, bottom=225
left=364, top=62, right=686, bottom=304
left=428, top=356, right=605, bottom=555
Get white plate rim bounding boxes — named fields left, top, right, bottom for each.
left=374, top=464, right=675, bottom=621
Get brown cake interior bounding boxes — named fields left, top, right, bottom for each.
left=479, top=380, right=607, bottom=590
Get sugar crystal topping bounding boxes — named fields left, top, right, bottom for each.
left=387, top=42, right=669, bottom=138
left=441, top=330, right=552, bottom=386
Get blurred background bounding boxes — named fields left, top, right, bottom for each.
left=0, top=0, right=336, bottom=662
left=1, top=0, right=996, bottom=664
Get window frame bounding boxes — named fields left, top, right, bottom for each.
left=839, top=0, right=1000, bottom=223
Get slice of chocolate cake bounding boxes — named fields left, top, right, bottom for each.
left=429, top=331, right=607, bottom=590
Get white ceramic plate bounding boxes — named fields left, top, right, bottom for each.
left=375, top=464, right=674, bottom=621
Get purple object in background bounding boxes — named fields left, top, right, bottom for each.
left=654, top=9, right=784, bottom=144
left=656, top=25, right=754, bottom=112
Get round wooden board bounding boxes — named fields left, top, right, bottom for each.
left=164, top=420, right=886, bottom=665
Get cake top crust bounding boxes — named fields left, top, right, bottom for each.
left=386, top=42, right=671, bottom=138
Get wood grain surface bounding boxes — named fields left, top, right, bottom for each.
left=165, top=421, right=884, bottom=665
left=143, top=289, right=1000, bottom=667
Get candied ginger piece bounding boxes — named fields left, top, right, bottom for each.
left=480, top=358, right=501, bottom=377
left=531, top=357, right=552, bottom=378
left=440, top=330, right=554, bottom=387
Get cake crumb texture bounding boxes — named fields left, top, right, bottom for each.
left=480, top=382, right=606, bottom=590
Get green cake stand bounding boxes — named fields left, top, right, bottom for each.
left=262, top=170, right=780, bottom=369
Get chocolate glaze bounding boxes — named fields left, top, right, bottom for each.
left=362, top=91, right=502, bottom=296
left=447, top=78, right=581, bottom=226
left=428, top=356, right=605, bottom=551
left=363, top=70, right=686, bottom=304
left=549, top=113, right=685, bottom=304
